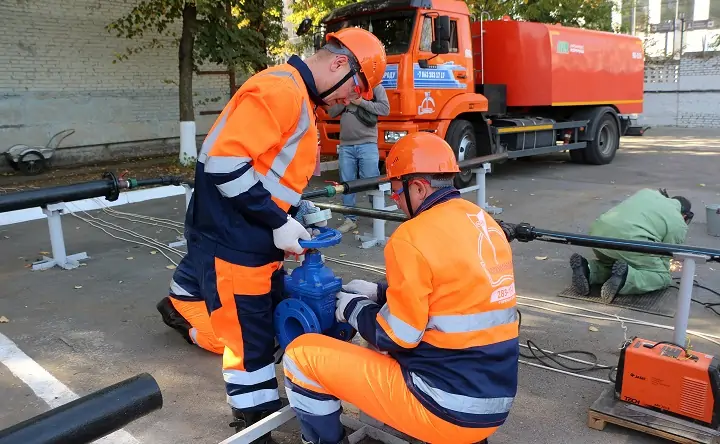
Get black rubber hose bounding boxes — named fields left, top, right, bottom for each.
left=0, top=373, right=163, bottom=444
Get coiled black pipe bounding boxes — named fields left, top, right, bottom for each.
left=0, top=373, right=163, bottom=444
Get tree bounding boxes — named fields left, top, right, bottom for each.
left=107, top=0, right=285, bottom=165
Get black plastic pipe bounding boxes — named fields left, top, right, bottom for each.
left=0, top=373, right=163, bottom=444
left=0, top=174, right=186, bottom=214
left=301, top=152, right=509, bottom=199
left=0, top=179, right=117, bottom=213
left=307, top=204, right=720, bottom=261
left=313, top=202, right=407, bottom=222
left=519, top=225, right=720, bottom=262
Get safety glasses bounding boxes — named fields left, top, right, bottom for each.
left=351, top=73, right=364, bottom=99
left=389, top=186, right=404, bottom=202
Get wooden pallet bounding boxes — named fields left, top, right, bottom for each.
left=588, top=388, right=720, bottom=444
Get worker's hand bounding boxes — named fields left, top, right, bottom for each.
left=342, top=279, right=378, bottom=302
left=273, top=215, right=311, bottom=255
left=335, top=291, right=367, bottom=323
left=294, top=200, right=328, bottom=228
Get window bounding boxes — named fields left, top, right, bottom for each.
left=449, top=19, right=459, bottom=53
left=420, top=16, right=433, bottom=52
left=418, top=16, right=459, bottom=53
left=325, top=10, right=416, bottom=55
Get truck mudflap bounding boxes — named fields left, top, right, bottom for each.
left=490, top=119, right=590, bottom=159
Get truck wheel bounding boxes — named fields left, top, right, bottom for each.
left=445, top=119, right=476, bottom=189
left=583, top=112, right=619, bottom=165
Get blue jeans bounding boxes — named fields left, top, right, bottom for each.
left=338, top=143, right=380, bottom=221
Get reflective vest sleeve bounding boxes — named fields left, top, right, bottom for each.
left=343, top=237, right=431, bottom=351
left=201, top=78, right=305, bottom=230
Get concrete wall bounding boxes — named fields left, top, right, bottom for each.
left=0, top=0, right=235, bottom=169
left=641, top=53, right=720, bottom=128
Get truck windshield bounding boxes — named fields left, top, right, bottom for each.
left=324, top=10, right=416, bottom=55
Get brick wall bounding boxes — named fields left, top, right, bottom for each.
left=641, top=53, right=720, bottom=128
left=0, top=0, right=235, bottom=168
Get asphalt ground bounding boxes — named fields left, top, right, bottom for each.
left=1, top=127, right=720, bottom=444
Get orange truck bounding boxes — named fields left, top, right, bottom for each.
left=298, top=0, right=645, bottom=187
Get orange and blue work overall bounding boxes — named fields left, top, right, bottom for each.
left=283, top=188, right=520, bottom=444
left=176, top=55, right=324, bottom=415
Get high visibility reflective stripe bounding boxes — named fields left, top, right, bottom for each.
left=347, top=298, right=375, bottom=330
left=379, top=304, right=424, bottom=345
left=200, top=68, right=310, bottom=208
left=223, top=362, right=276, bottom=386
left=227, top=389, right=280, bottom=409
left=286, top=386, right=341, bottom=416
left=198, top=112, right=229, bottom=164
left=170, top=279, right=193, bottom=298
left=271, top=99, right=310, bottom=178
left=216, top=168, right=260, bottom=198
left=410, top=372, right=514, bottom=415
left=427, top=307, right=517, bottom=333
left=205, top=156, right=252, bottom=174
left=283, top=354, right=322, bottom=389
left=258, top=172, right=301, bottom=205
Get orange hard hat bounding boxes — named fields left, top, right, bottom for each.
left=385, top=132, right=460, bottom=179
left=325, top=27, right=387, bottom=100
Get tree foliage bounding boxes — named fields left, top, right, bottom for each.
left=107, top=0, right=286, bottom=123
left=285, top=0, right=616, bottom=52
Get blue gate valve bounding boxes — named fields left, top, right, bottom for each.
left=274, top=227, right=357, bottom=350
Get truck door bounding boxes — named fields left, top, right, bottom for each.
left=415, top=12, right=472, bottom=119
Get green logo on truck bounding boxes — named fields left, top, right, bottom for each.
left=557, top=41, right=569, bottom=54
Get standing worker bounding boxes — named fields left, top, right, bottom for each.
left=326, top=84, right=390, bottom=234
left=156, top=28, right=387, bottom=444
left=281, top=132, right=519, bottom=444
left=569, top=188, right=693, bottom=302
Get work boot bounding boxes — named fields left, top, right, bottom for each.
left=229, top=408, right=274, bottom=444
left=600, top=261, right=629, bottom=304
left=569, top=253, right=591, bottom=296
left=156, top=297, right=193, bottom=344
left=337, top=218, right=357, bottom=234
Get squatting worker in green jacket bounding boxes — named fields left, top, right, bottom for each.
left=569, top=188, right=693, bottom=302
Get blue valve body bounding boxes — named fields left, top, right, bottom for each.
left=274, top=227, right=356, bottom=350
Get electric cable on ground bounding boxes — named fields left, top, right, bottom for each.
left=67, top=206, right=720, bottom=386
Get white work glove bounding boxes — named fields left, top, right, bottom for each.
left=342, top=280, right=379, bottom=302
left=273, top=215, right=311, bottom=255
left=335, top=291, right=367, bottom=323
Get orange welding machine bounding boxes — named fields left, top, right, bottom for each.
left=615, top=337, right=720, bottom=427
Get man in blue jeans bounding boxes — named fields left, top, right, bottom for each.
left=327, top=84, right=390, bottom=233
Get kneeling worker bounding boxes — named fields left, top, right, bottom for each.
left=281, top=132, right=520, bottom=444
left=569, top=188, right=693, bottom=302
left=156, top=200, right=330, bottom=355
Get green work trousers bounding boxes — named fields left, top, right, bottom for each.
left=588, top=249, right=672, bottom=295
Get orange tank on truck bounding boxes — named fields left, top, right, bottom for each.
left=299, top=0, right=645, bottom=188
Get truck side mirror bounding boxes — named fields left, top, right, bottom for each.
left=431, top=15, right=451, bottom=54
left=296, top=18, right=313, bottom=36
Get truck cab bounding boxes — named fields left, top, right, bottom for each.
left=314, top=0, right=484, bottom=164
left=306, top=0, right=644, bottom=187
